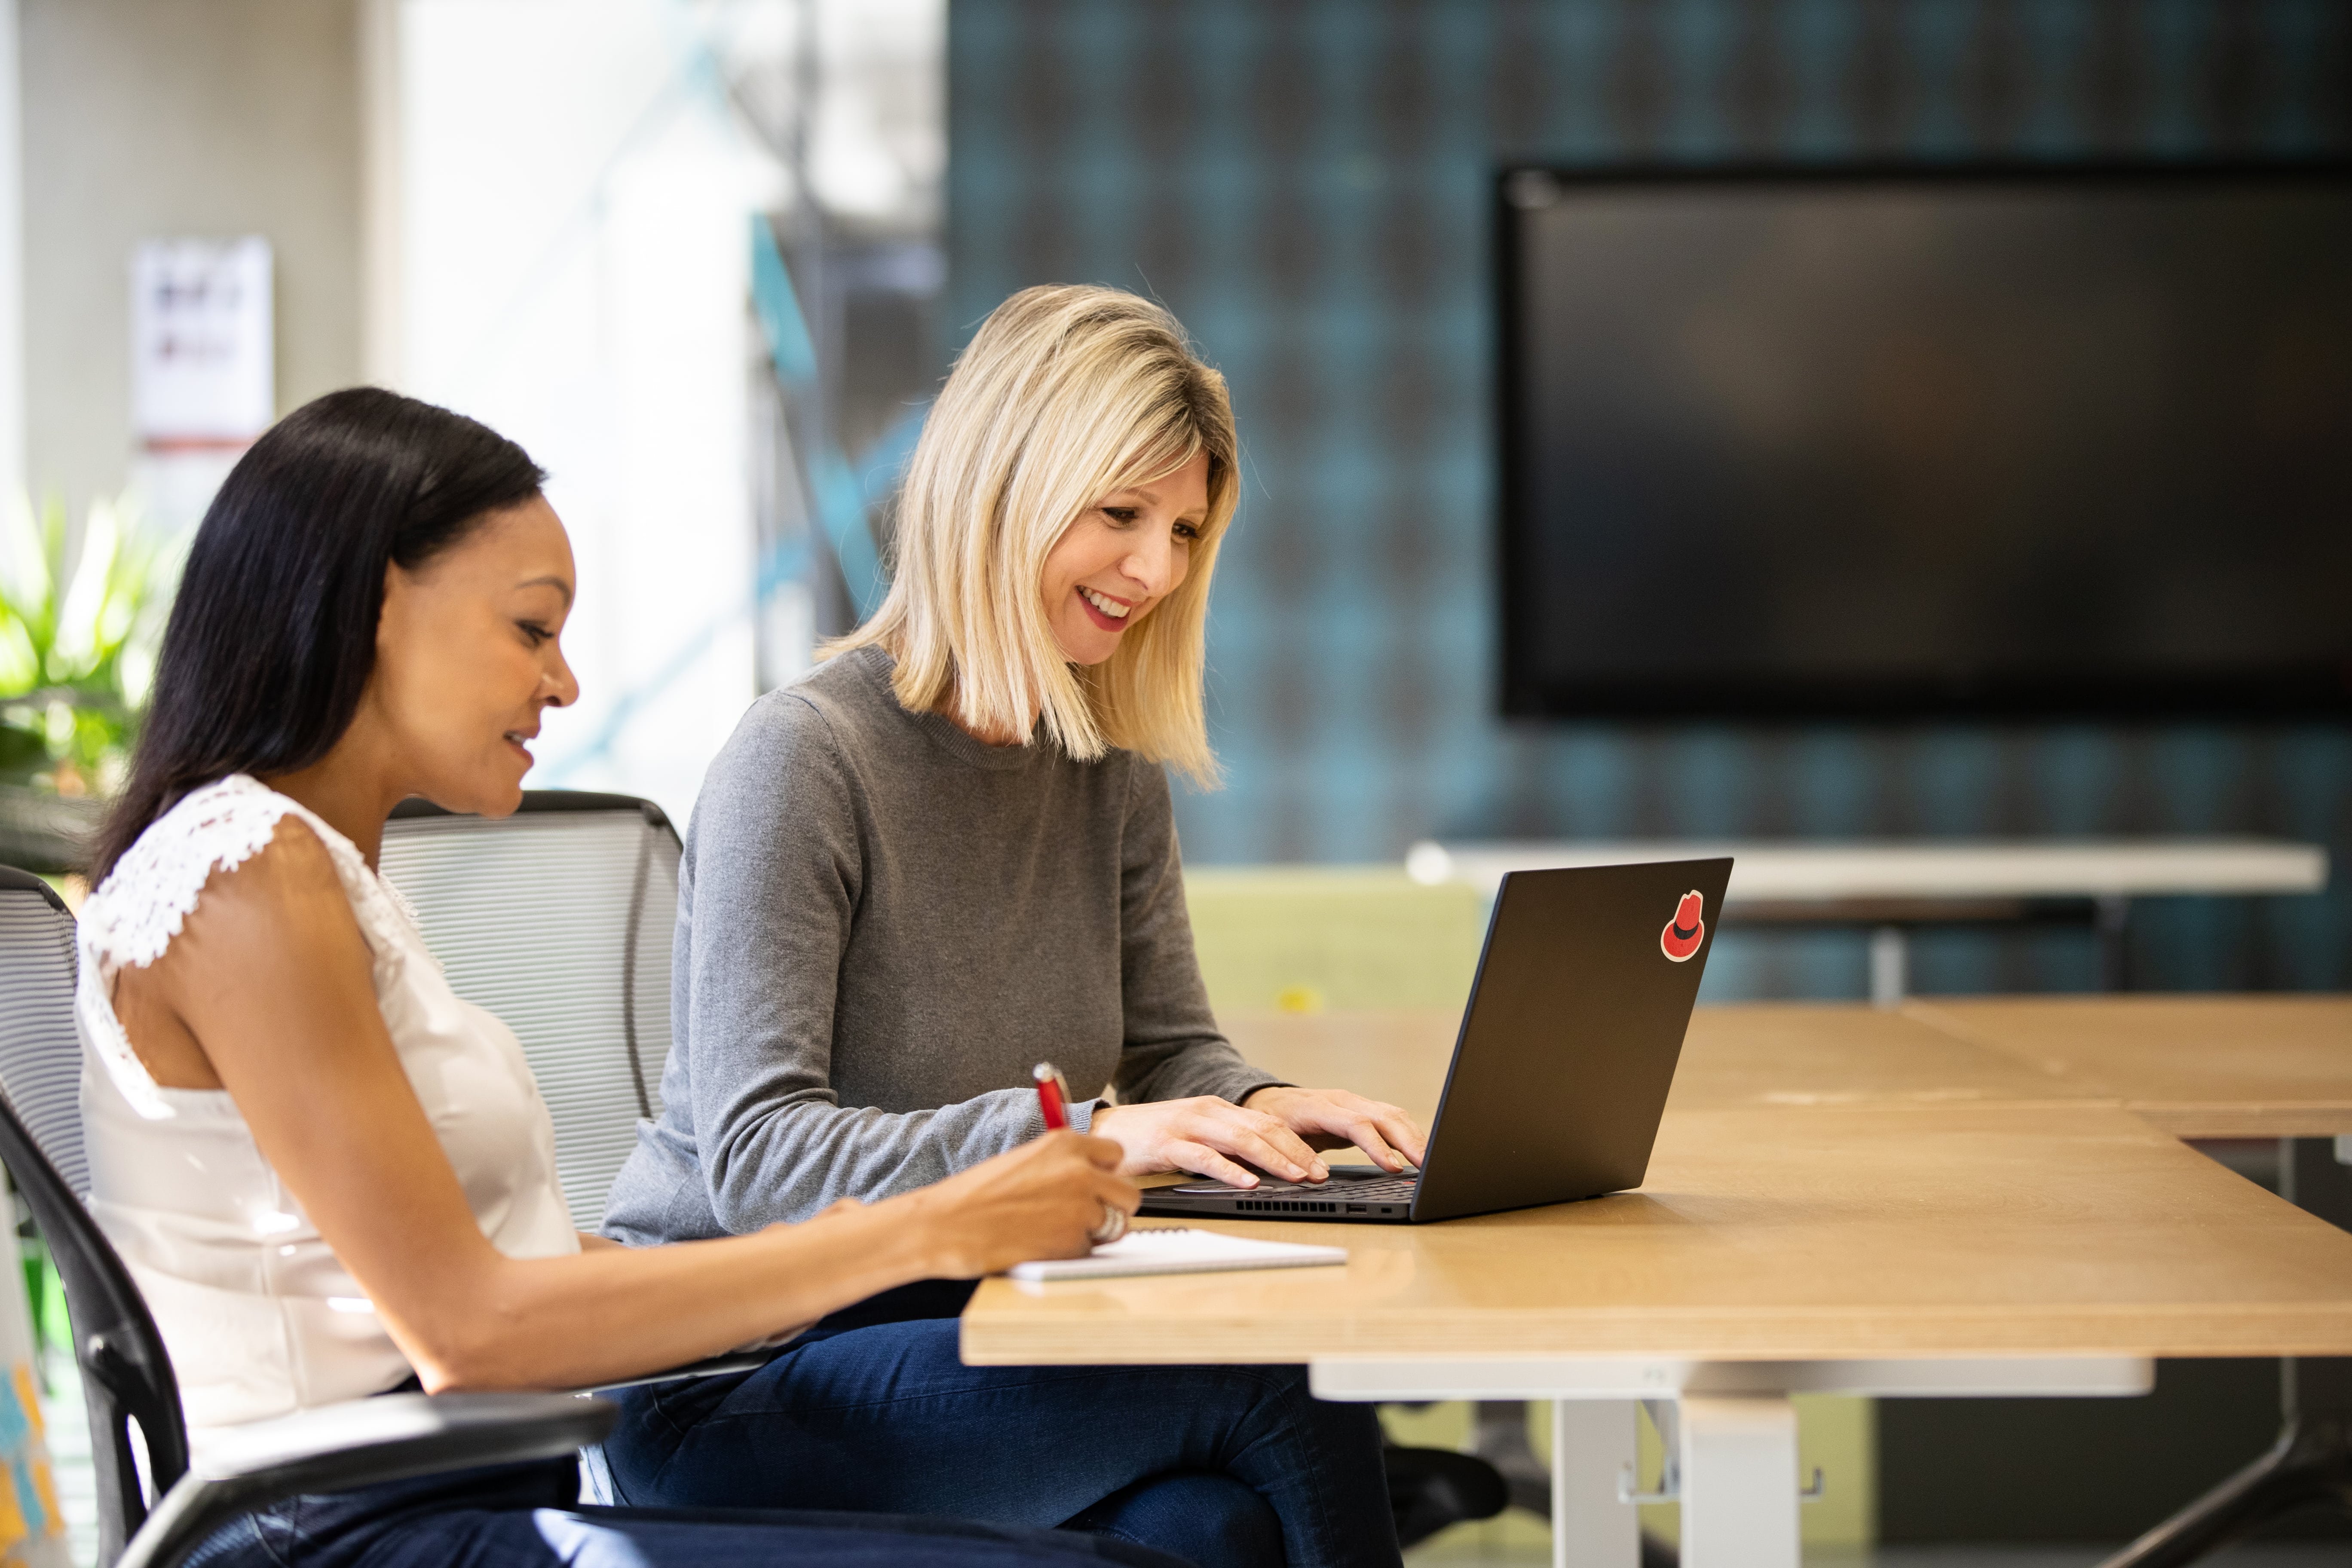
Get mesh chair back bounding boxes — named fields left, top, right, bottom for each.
left=0, top=868, right=90, bottom=1197
left=0, top=867, right=190, bottom=1561
left=380, top=793, right=677, bottom=1230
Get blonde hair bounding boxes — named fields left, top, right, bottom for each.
left=827, top=284, right=1237, bottom=786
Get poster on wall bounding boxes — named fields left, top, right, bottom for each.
left=129, top=236, right=274, bottom=533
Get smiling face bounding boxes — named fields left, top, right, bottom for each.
left=1039, top=450, right=1212, bottom=667
left=367, top=496, right=579, bottom=816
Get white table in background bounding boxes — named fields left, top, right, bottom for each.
left=1404, top=838, right=2329, bottom=1001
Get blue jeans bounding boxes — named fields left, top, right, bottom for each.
left=184, top=1457, right=1195, bottom=1567
left=603, top=1314, right=1402, bottom=1568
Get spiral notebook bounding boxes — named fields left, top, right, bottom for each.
left=1008, top=1226, right=1347, bottom=1282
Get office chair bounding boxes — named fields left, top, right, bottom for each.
left=380, top=792, right=677, bottom=1229
left=376, top=794, right=1525, bottom=1547
left=379, top=793, right=763, bottom=1507
left=0, top=865, right=612, bottom=1568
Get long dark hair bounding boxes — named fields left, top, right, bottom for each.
left=92, top=388, right=547, bottom=882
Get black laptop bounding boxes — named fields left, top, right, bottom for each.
left=1139, top=857, right=1733, bottom=1225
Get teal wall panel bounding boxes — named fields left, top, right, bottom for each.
left=948, top=0, right=2352, bottom=996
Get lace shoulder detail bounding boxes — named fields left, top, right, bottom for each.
left=77, top=776, right=419, bottom=1123
left=80, top=775, right=388, bottom=972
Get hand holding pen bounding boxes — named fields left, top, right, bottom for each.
left=1031, top=1061, right=1124, bottom=1243
left=1032, top=1061, right=1073, bottom=1131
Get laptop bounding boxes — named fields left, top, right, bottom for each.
left=1140, top=857, right=1733, bottom=1225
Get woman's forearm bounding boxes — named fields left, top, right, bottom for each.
left=405, top=1200, right=943, bottom=1393
left=394, top=1127, right=1135, bottom=1393
left=695, top=1089, right=1043, bottom=1228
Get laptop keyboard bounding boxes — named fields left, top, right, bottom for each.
left=1310, top=1174, right=1419, bottom=1200
left=1172, top=1174, right=1421, bottom=1200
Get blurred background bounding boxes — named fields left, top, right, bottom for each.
left=1, top=0, right=2348, bottom=1562
left=10, top=0, right=2345, bottom=1003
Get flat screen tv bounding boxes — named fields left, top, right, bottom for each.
left=1497, top=164, right=2352, bottom=719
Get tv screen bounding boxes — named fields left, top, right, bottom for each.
left=1497, top=165, right=2352, bottom=719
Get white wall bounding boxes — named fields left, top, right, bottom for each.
left=392, top=0, right=780, bottom=826
left=16, top=0, right=843, bottom=826
left=20, top=0, right=362, bottom=520
left=0, top=0, right=24, bottom=505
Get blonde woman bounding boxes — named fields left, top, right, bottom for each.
left=600, top=288, right=1455, bottom=1562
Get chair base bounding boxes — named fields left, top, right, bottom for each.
left=2106, top=1142, right=2352, bottom=1568
left=2096, top=1414, right=2352, bottom=1568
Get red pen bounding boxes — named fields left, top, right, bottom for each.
left=1032, top=1061, right=1072, bottom=1132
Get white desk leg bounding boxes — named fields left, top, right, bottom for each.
left=1679, top=1394, right=1800, bottom=1568
left=1869, top=924, right=1907, bottom=1006
left=1552, top=1400, right=1638, bottom=1568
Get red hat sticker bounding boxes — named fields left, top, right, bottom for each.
left=1660, top=890, right=1706, bottom=962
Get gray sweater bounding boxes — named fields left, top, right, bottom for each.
left=600, top=646, right=1284, bottom=1243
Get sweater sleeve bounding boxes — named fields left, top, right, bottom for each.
left=678, top=697, right=1050, bottom=1230
left=1109, top=761, right=1292, bottom=1109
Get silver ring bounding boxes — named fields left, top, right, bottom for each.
left=1090, top=1203, right=1129, bottom=1245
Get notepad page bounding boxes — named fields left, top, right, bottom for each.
left=1008, top=1226, right=1347, bottom=1282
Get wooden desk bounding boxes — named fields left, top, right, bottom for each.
left=1906, top=995, right=2352, bottom=1138
left=970, top=1105, right=2352, bottom=1365
left=1220, top=1004, right=2115, bottom=1126
left=985, top=1002, right=2348, bottom=1566
left=966, top=1103, right=2352, bottom=1568
left=1674, top=1005, right=2112, bottom=1112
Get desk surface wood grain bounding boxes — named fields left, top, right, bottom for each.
left=1219, top=1004, right=2113, bottom=1129
left=963, top=1103, right=2352, bottom=1366
left=1905, top=995, right=2352, bottom=1138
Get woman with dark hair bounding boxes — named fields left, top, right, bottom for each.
left=75, top=387, right=1397, bottom=1568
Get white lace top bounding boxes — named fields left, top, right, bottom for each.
left=75, top=775, right=578, bottom=1457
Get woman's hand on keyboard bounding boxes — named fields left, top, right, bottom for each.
left=1240, top=1086, right=1427, bottom=1174
left=1090, top=1096, right=1329, bottom=1188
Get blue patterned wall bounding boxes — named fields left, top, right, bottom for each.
left=948, top=0, right=2352, bottom=995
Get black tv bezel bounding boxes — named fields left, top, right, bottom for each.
left=1493, top=159, right=2352, bottom=723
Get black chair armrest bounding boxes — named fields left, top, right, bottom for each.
left=589, top=1351, right=772, bottom=1393
left=117, top=1392, right=615, bottom=1568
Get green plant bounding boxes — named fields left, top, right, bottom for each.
left=0, top=493, right=178, bottom=797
